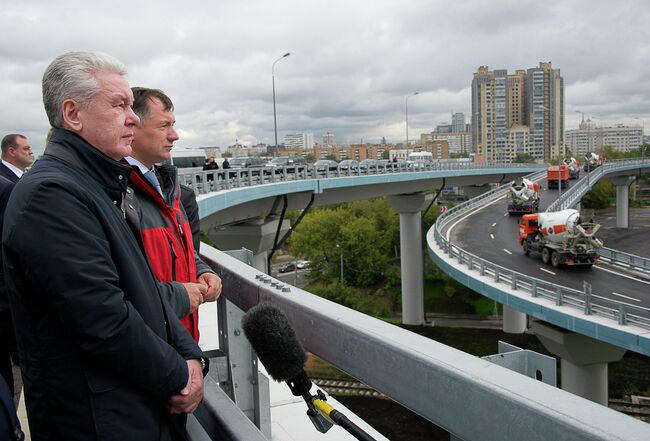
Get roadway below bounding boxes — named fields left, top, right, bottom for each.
left=444, top=177, right=650, bottom=310
left=594, top=207, right=650, bottom=258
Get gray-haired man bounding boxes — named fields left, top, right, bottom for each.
left=3, top=51, right=207, bottom=440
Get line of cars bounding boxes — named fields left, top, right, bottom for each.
left=210, top=155, right=413, bottom=178
left=278, top=260, right=311, bottom=273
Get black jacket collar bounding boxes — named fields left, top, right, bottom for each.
left=45, top=128, right=132, bottom=194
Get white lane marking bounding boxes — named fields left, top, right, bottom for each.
left=491, top=222, right=497, bottom=227
left=445, top=194, right=507, bottom=241
left=503, top=249, right=512, bottom=255
left=503, top=213, right=508, bottom=217
left=490, top=234, right=495, bottom=240
left=611, top=292, right=641, bottom=303
left=593, top=265, right=650, bottom=286
left=539, top=267, right=556, bottom=275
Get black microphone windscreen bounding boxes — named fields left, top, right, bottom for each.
left=241, top=302, right=307, bottom=382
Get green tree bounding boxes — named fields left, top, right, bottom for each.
left=305, top=153, right=315, bottom=162
left=325, top=153, right=337, bottom=161
left=514, top=153, right=535, bottom=163
left=582, top=178, right=615, bottom=209
left=381, top=149, right=390, bottom=160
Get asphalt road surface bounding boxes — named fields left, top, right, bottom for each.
left=444, top=177, right=650, bottom=310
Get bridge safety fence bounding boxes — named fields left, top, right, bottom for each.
left=432, top=162, right=650, bottom=330
left=178, top=160, right=534, bottom=195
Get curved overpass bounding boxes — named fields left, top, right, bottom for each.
left=428, top=159, right=650, bottom=356
left=183, top=159, right=650, bottom=355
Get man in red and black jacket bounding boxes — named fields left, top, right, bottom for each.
left=126, top=87, right=222, bottom=343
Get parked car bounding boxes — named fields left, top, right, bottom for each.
left=226, top=156, right=265, bottom=177
left=359, top=159, right=379, bottom=172
left=265, top=156, right=308, bottom=174
left=296, top=260, right=311, bottom=269
left=278, top=262, right=296, bottom=273
left=313, top=159, right=339, bottom=172
left=338, top=159, right=359, bottom=172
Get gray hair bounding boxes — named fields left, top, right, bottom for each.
left=42, top=51, right=127, bottom=128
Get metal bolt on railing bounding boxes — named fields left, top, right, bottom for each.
left=584, top=281, right=592, bottom=315
left=619, top=304, right=627, bottom=326
left=270, top=281, right=279, bottom=288
left=282, top=286, right=291, bottom=293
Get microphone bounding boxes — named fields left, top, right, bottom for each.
left=241, top=302, right=377, bottom=441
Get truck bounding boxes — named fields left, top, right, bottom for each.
left=507, top=177, right=540, bottom=214
left=547, top=164, right=570, bottom=189
left=583, top=152, right=604, bottom=171
left=518, top=209, right=603, bottom=267
left=563, top=157, right=580, bottom=179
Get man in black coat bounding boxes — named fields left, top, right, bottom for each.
left=0, top=176, right=16, bottom=398
left=0, top=134, right=34, bottom=182
left=3, top=51, right=207, bottom=441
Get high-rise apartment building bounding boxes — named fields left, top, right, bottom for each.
left=472, top=62, right=564, bottom=162
left=283, top=132, right=314, bottom=149
left=451, top=112, right=466, bottom=133
left=322, top=132, right=335, bottom=146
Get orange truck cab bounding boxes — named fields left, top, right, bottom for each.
left=547, top=164, right=569, bottom=189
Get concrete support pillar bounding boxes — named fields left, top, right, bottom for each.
left=532, top=321, right=626, bottom=405
left=610, top=176, right=635, bottom=229
left=502, top=305, right=527, bottom=333
left=207, top=217, right=290, bottom=273
left=387, top=194, right=428, bottom=325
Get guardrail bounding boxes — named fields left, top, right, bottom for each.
left=178, top=160, right=536, bottom=195
left=197, top=244, right=650, bottom=441
left=431, top=164, right=650, bottom=330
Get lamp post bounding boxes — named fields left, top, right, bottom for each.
left=539, top=105, right=562, bottom=199
left=405, top=91, right=419, bottom=147
left=272, top=52, right=290, bottom=155
left=633, top=117, right=645, bottom=158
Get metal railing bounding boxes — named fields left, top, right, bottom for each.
left=431, top=162, right=650, bottom=330
left=178, top=160, right=537, bottom=195
left=194, top=244, right=650, bottom=441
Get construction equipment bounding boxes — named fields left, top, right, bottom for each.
left=547, top=164, right=570, bottom=189
left=518, top=209, right=603, bottom=267
left=507, top=177, right=540, bottom=214
left=563, top=157, right=580, bottom=179
left=584, top=152, right=605, bottom=171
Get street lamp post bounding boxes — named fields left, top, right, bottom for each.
left=539, top=105, right=562, bottom=199
left=633, top=117, right=645, bottom=158
left=405, top=92, right=419, bottom=147
left=272, top=52, right=290, bottom=155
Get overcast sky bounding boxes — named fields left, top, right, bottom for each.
left=1, top=0, right=649, bottom=154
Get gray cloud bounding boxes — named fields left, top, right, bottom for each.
left=1, top=0, right=649, bottom=154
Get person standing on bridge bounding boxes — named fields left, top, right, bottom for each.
left=3, top=51, right=208, bottom=440
left=0, top=134, right=34, bottom=183
left=126, top=87, right=222, bottom=336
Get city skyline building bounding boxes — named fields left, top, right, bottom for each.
left=565, top=118, right=643, bottom=156
left=283, top=132, right=315, bottom=149
left=471, top=62, right=564, bottom=162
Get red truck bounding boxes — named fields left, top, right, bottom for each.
left=547, top=164, right=569, bottom=189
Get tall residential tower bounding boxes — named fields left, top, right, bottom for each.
left=472, top=62, right=564, bottom=162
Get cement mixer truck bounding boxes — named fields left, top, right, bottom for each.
left=583, top=152, right=604, bottom=171
left=507, top=177, right=540, bottom=214
left=518, top=209, right=603, bottom=267
left=563, top=157, right=580, bottom=179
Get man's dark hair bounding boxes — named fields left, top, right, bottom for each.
left=1, top=134, right=27, bottom=155
left=131, top=87, right=174, bottom=126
